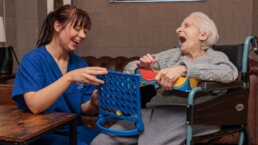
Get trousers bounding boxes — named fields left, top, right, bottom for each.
left=91, top=106, right=220, bottom=145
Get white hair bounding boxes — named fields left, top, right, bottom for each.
left=189, top=12, right=219, bottom=49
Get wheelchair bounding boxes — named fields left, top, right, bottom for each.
left=96, top=35, right=258, bottom=145
left=184, top=35, right=257, bottom=145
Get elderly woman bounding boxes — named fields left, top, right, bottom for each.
left=91, top=12, right=238, bottom=145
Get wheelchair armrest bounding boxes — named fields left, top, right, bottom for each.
left=200, top=81, right=244, bottom=91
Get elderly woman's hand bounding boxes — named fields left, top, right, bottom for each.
left=136, top=54, right=159, bottom=70
left=155, top=66, right=187, bottom=90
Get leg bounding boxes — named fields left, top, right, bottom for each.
left=77, top=125, right=100, bottom=144
left=90, top=120, right=138, bottom=145
left=138, top=107, right=220, bottom=145
left=138, top=107, right=186, bottom=145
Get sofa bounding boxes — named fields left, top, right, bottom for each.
left=0, top=56, right=257, bottom=145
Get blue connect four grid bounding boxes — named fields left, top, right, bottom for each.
left=96, top=71, right=144, bottom=136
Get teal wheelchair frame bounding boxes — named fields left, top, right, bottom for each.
left=186, top=35, right=257, bottom=145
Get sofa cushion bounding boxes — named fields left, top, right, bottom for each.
left=83, top=56, right=139, bottom=72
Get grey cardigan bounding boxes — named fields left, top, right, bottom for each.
left=123, top=47, right=238, bottom=106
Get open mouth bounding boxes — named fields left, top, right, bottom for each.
left=179, top=36, right=186, bottom=43
left=72, top=39, right=80, bottom=45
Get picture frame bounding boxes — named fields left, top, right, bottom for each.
left=108, top=0, right=206, bottom=2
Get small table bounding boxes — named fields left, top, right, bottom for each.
left=0, top=106, right=77, bottom=145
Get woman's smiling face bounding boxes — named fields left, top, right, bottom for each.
left=176, top=15, right=204, bottom=54
left=55, top=20, right=88, bottom=52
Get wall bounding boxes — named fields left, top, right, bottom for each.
left=4, top=0, right=16, bottom=49
left=2, top=0, right=47, bottom=62
left=0, top=0, right=255, bottom=59
left=74, top=0, right=253, bottom=57
left=253, top=0, right=258, bottom=36
left=0, top=0, right=39, bottom=71
left=15, top=0, right=38, bottom=58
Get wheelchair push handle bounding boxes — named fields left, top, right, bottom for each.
left=250, top=35, right=258, bottom=54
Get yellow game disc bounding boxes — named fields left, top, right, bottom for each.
left=190, top=78, right=199, bottom=88
left=116, top=110, right=122, bottom=116
left=173, top=77, right=187, bottom=87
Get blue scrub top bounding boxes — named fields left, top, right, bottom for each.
left=12, top=46, right=95, bottom=124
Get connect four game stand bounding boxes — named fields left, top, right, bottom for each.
left=97, top=71, right=144, bottom=136
left=96, top=69, right=199, bottom=136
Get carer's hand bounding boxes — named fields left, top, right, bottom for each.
left=81, top=90, right=99, bottom=116
left=66, top=67, right=108, bottom=85
left=155, top=66, right=186, bottom=90
left=90, top=90, right=98, bottom=108
left=136, top=54, right=159, bottom=70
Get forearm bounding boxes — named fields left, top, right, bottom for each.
left=123, top=48, right=180, bottom=74
left=185, top=63, right=238, bottom=83
left=24, top=74, right=72, bottom=114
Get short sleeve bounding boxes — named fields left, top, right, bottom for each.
left=12, top=54, right=44, bottom=108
